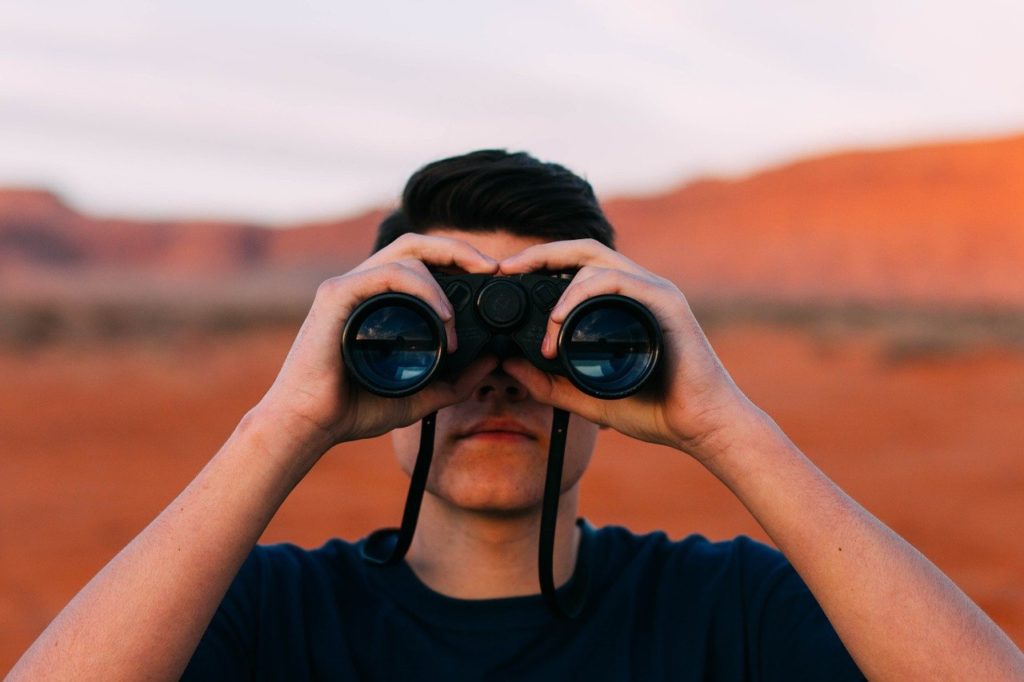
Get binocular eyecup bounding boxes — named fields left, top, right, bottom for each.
left=341, top=273, right=662, bottom=399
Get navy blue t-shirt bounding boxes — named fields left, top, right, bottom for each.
left=183, top=520, right=863, bottom=680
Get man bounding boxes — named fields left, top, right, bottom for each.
left=10, top=150, right=1023, bottom=680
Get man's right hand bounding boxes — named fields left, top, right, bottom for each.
left=254, top=233, right=500, bottom=458
left=6, top=234, right=501, bottom=682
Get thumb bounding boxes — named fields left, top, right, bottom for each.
left=502, top=358, right=605, bottom=422
left=412, top=355, right=499, bottom=414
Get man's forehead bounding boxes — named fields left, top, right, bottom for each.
left=422, top=228, right=549, bottom=261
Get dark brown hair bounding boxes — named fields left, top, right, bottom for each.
left=373, top=149, right=615, bottom=252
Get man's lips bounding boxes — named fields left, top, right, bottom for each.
left=457, top=418, right=537, bottom=440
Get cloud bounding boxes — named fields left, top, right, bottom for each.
left=1, top=0, right=1022, bottom=221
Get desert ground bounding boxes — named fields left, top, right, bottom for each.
left=2, top=317, right=1022, bottom=671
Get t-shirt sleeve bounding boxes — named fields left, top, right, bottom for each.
left=180, top=550, right=262, bottom=681
left=738, top=538, right=865, bottom=680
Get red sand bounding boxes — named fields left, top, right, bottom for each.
left=2, top=324, right=1023, bottom=671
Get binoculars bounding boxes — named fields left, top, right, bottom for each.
left=341, top=272, right=662, bottom=399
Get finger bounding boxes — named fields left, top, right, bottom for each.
left=413, top=355, right=500, bottom=413
left=393, top=257, right=461, bottom=351
left=501, top=358, right=609, bottom=425
left=498, top=238, right=642, bottom=275
left=316, top=263, right=458, bottom=352
left=540, top=269, right=660, bottom=359
left=357, top=233, right=499, bottom=274
left=538, top=265, right=606, bottom=357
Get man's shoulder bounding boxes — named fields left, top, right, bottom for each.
left=590, top=523, right=788, bottom=579
left=233, top=537, right=372, bottom=597
left=588, top=524, right=863, bottom=677
left=248, top=536, right=366, bottom=569
left=250, top=537, right=361, bottom=562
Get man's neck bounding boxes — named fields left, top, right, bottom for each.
left=404, top=487, right=582, bottom=600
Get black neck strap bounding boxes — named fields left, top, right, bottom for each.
left=538, top=407, right=589, bottom=618
left=361, top=412, right=436, bottom=565
left=361, top=408, right=590, bottom=618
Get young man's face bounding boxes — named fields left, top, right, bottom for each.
left=390, top=229, right=600, bottom=515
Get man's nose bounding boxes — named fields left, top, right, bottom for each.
left=473, top=365, right=528, bottom=403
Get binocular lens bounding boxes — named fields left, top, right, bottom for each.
left=343, top=297, right=444, bottom=397
left=561, top=297, right=659, bottom=398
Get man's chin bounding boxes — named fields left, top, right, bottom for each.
left=427, top=481, right=546, bottom=518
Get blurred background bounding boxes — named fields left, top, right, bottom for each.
left=2, top=0, right=1023, bottom=668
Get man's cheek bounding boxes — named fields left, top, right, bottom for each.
left=390, top=426, right=421, bottom=475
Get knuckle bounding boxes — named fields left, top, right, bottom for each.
left=398, top=257, right=427, bottom=271
left=393, top=232, right=420, bottom=248
left=393, top=256, right=417, bottom=270
left=577, top=266, right=606, bottom=288
left=388, top=233, right=431, bottom=256
left=357, top=263, right=411, bottom=292
left=314, top=276, right=345, bottom=299
left=381, top=261, right=409, bottom=276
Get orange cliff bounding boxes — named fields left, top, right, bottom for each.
left=605, top=134, right=1024, bottom=306
left=0, top=188, right=383, bottom=278
left=3, top=132, right=1024, bottom=306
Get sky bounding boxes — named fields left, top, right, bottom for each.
left=1, top=0, right=1022, bottom=223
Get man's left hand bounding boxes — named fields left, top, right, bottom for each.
left=499, top=238, right=762, bottom=463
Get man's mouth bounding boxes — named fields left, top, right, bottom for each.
left=458, top=418, right=537, bottom=441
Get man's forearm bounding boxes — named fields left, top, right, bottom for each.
left=699, top=407, right=1023, bottom=680
left=8, top=406, right=328, bottom=682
